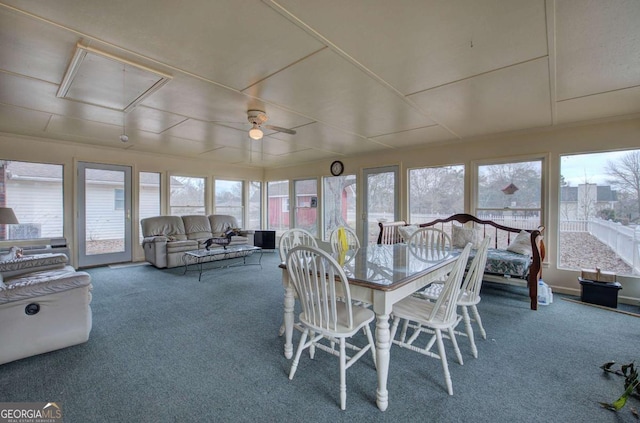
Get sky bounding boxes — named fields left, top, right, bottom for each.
left=560, top=150, right=636, bottom=186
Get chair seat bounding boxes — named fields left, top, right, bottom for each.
left=300, top=302, right=374, bottom=337
left=392, top=296, right=459, bottom=329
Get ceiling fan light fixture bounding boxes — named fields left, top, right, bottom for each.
left=249, top=125, right=263, bottom=140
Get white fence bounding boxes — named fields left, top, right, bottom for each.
left=561, top=218, right=640, bottom=275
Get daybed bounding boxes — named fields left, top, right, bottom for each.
left=141, top=214, right=255, bottom=268
left=377, top=214, right=545, bottom=310
left=0, top=253, right=92, bottom=365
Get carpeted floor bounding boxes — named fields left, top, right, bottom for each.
left=1, top=252, right=638, bottom=422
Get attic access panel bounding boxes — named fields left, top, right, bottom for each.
left=57, top=44, right=172, bottom=112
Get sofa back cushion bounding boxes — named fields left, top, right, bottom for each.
left=182, top=215, right=213, bottom=240
left=141, top=216, right=187, bottom=240
left=209, top=215, right=239, bottom=236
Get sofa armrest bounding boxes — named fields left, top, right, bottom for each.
left=143, top=235, right=169, bottom=244
left=0, top=253, right=69, bottom=279
left=0, top=266, right=91, bottom=305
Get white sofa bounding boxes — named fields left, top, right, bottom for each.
left=141, top=214, right=255, bottom=268
left=0, top=253, right=92, bottom=365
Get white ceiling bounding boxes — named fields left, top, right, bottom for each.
left=1, top=0, right=639, bottom=169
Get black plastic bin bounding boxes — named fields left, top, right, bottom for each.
left=578, top=277, right=622, bottom=308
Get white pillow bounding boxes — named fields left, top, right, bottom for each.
left=398, top=225, right=419, bottom=242
left=451, top=225, right=481, bottom=249
left=506, top=230, right=532, bottom=255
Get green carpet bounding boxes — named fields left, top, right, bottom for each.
left=1, top=253, right=638, bottom=422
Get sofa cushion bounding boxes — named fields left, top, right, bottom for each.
left=506, top=230, right=532, bottom=256
left=0, top=253, right=69, bottom=278
left=141, top=216, right=187, bottom=241
left=0, top=266, right=91, bottom=305
left=209, top=215, right=240, bottom=236
left=166, top=240, right=199, bottom=254
left=182, top=215, right=213, bottom=240
left=451, top=225, right=482, bottom=249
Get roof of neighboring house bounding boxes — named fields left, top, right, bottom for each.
left=3, top=160, right=171, bottom=185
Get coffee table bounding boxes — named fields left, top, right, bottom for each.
left=182, top=245, right=262, bottom=281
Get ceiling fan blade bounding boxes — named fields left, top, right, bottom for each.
left=265, top=124, right=296, bottom=135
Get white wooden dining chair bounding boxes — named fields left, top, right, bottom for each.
left=389, top=243, right=472, bottom=396
left=407, top=227, right=452, bottom=262
left=286, top=245, right=377, bottom=410
left=329, top=226, right=360, bottom=254
left=418, top=236, right=491, bottom=358
left=278, top=228, right=318, bottom=337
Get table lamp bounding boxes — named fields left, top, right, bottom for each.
left=0, top=207, right=18, bottom=224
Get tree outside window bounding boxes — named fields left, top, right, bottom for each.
left=323, top=175, right=356, bottom=241
left=215, top=179, right=243, bottom=227
left=170, top=176, right=205, bottom=215
left=409, top=165, right=464, bottom=224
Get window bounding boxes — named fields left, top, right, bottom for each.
left=476, top=159, right=542, bottom=230
left=293, top=179, right=318, bottom=236
left=0, top=160, right=63, bottom=240
left=169, top=175, right=205, bottom=215
left=267, top=180, right=289, bottom=234
left=323, top=175, right=356, bottom=241
left=139, top=172, right=160, bottom=241
left=114, top=189, right=124, bottom=210
left=215, top=179, right=244, bottom=227
left=248, top=181, right=262, bottom=230
left=559, top=150, right=640, bottom=276
left=408, top=165, right=464, bottom=224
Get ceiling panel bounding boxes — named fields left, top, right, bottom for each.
left=285, top=122, right=391, bottom=156
left=556, top=86, right=640, bottom=125
left=0, top=6, right=78, bottom=83
left=370, top=125, right=457, bottom=149
left=1, top=0, right=326, bottom=91
left=0, top=104, right=51, bottom=132
left=244, top=49, right=435, bottom=137
left=270, top=0, right=548, bottom=95
left=408, top=58, right=552, bottom=138
left=555, top=0, right=640, bottom=100
left=125, top=106, right=187, bottom=134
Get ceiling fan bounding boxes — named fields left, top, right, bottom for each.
left=246, top=110, right=296, bottom=140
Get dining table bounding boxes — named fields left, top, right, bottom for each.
left=280, top=243, right=459, bottom=411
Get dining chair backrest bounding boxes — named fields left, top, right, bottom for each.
left=459, top=236, right=491, bottom=302
left=427, top=243, right=471, bottom=323
left=329, top=226, right=361, bottom=254
left=407, top=227, right=452, bottom=262
left=279, top=228, right=318, bottom=262
left=286, top=245, right=354, bottom=332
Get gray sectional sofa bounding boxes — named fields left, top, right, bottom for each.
left=140, top=214, right=254, bottom=268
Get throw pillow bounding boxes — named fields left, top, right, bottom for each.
left=398, top=225, right=419, bottom=242
left=506, top=230, right=532, bottom=255
left=452, top=226, right=480, bottom=249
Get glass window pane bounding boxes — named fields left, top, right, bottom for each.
left=248, top=181, right=262, bottom=230
left=215, top=179, right=243, bottom=227
left=409, top=165, right=464, bottom=223
left=169, top=176, right=205, bottom=215
left=1, top=160, right=63, bottom=240
left=559, top=150, right=640, bottom=276
left=267, top=180, right=289, bottom=235
left=294, top=179, right=318, bottom=236
left=139, top=172, right=160, bottom=242
left=323, top=175, right=356, bottom=241
left=476, top=160, right=542, bottom=229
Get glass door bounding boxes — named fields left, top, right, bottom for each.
left=77, top=162, right=132, bottom=267
left=363, top=166, right=399, bottom=243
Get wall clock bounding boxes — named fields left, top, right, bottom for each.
left=330, top=160, right=344, bottom=176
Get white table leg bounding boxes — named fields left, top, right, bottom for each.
left=283, top=270, right=295, bottom=359
left=375, top=312, right=390, bottom=411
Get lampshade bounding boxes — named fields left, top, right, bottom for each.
left=0, top=207, right=18, bottom=224
left=249, top=125, right=263, bottom=140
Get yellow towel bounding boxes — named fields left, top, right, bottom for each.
left=337, top=227, right=348, bottom=266
left=337, top=227, right=348, bottom=253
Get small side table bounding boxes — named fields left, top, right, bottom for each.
left=578, top=277, right=622, bottom=308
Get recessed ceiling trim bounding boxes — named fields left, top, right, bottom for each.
left=57, top=42, right=172, bottom=112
